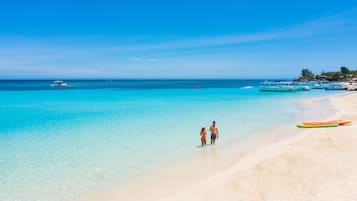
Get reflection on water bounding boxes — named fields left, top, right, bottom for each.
left=200, top=148, right=208, bottom=166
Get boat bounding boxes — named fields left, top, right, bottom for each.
left=292, top=82, right=310, bottom=91
left=259, top=81, right=297, bottom=92
left=241, top=86, right=254, bottom=89
left=297, top=123, right=338, bottom=128
left=309, top=81, right=325, bottom=89
left=347, top=85, right=357, bottom=91
left=324, top=83, right=347, bottom=90
left=303, top=120, right=352, bottom=126
left=347, top=82, right=357, bottom=91
left=51, top=80, right=68, bottom=87
left=311, top=83, right=325, bottom=89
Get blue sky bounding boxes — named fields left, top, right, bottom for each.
left=0, top=0, right=357, bottom=79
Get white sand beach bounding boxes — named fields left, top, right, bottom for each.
left=80, top=92, right=357, bottom=201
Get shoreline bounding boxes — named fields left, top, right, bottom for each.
left=78, top=92, right=347, bottom=201
left=161, top=91, right=357, bottom=201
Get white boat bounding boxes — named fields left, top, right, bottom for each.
left=309, top=81, right=325, bottom=89
left=51, top=80, right=68, bottom=87
left=297, top=85, right=310, bottom=91
left=259, top=81, right=297, bottom=92
left=347, top=82, right=357, bottom=91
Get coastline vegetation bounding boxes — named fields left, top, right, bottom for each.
left=297, top=66, right=357, bottom=81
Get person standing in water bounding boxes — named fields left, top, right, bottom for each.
left=209, top=121, right=219, bottom=144
left=200, top=127, right=207, bottom=147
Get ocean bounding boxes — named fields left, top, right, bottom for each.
left=0, top=80, right=341, bottom=201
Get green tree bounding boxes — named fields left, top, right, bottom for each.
left=301, top=68, right=314, bottom=80
left=323, top=71, right=343, bottom=81
left=340, top=66, right=349, bottom=74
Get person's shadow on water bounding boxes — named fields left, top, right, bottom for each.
left=196, top=144, right=215, bottom=148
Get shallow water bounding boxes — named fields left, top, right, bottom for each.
left=0, top=80, right=343, bottom=201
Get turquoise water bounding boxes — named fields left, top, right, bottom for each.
left=0, top=81, right=339, bottom=201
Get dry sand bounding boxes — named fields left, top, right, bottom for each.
left=80, top=92, right=357, bottom=201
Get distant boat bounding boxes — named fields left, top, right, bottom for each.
left=347, top=82, right=357, bottom=91
left=259, top=81, right=297, bottom=92
left=51, top=80, right=68, bottom=87
left=324, top=83, right=347, bottom=90
left=241, top=86, right=254, bottom=89
left=292, top=82, right=310, bottom=91
left=309, top=81, right=325, bottom=89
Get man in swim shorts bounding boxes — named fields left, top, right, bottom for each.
left=209, top=121, right=219, bottom=144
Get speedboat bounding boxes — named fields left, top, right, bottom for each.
left=51, top=80, right=68, bottom=87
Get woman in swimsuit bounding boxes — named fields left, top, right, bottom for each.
left=200, top=127, right=207, bottom=147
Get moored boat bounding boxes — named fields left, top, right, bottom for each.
left=309, top=81, right=325, bottom=89
left=347, top=82, right=357, bottom=91
left=51, top=80, right=68, bottom=87
left=293, top=82, right=310, bottom=91
left=259, top=81, right=297, bottom=92
left=324, top=82, right=348, bottom=90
